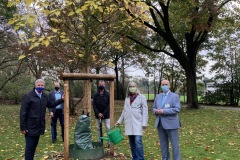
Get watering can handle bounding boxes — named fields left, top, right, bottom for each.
left=108, top=125, right=121, bottom=132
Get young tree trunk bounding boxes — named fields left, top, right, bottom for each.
left=83, top=66, right=91, bottom=114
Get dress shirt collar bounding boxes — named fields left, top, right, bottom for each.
left=163, top=90, right=170, bottom=96
left=35, top=89, right=42, bottom=95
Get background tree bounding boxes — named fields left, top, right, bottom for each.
left=0, top=0, right=26, bottom=91
left=112, top=0, right=237, bottom=108
left=206, top=20, right=240, bottom=106
left=7, top=0, right=239, bottom=109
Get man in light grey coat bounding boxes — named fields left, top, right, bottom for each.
left=153, top=79, right=181, bottom=160
left=116, top=82, right=148, bottom=160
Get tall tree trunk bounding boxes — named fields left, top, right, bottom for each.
left=230, top=77, right=235, bottom=105
left=121, top=58, right=125, bottom=99
left=114, top=57, right=120, bottom=100
left=185, top=64, right=199, bottom=109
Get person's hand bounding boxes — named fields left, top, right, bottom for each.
left=62, top=94, right=64, bottom=99
left=50, top=112, right=54, bottom=118
left=115, top=122, right=120, bottom=126
left=98, top=113, right=104, bottom=118
left=156, top=109, right=164, bottom=115
left=21, top=130, right=28, bottom=135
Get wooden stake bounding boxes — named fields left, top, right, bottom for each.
left=64, top=80, right=69, bottom=160
left=109, top=80, right=115, bottom=155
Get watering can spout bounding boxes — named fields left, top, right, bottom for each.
left=100, top=126, right=124, bottom=145
left=100, top=137, right=110, bottom=142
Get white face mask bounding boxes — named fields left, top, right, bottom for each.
left=129, top=87, right=137, bottom=93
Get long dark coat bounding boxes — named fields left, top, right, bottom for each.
left=20, top=89, right=64, bottom=136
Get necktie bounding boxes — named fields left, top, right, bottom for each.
left=161, top=94, right=166, bottom=108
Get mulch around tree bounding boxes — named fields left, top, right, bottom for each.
left=46, top=149, right=130, bottom=160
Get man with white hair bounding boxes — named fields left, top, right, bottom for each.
left=20, top=79, right=64, bottom=160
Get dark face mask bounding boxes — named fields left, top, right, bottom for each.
left=55, top=87, right=60, bottom=91
left=36, top=87, right=45, bottom=93
left=98, top=86, right=105, bottom=90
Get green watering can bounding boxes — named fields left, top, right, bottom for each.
left=100, top=126, right=124, bottom=145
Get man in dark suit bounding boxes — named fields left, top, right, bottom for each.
left=20, top=79, right=64, bottom=160
left=48, top=81, right=64, bottom=143
left=153, top=79, right=181, bottom=160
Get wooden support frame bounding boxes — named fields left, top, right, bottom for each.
left=60, top=73, right=116, bottom=160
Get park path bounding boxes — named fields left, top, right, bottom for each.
left=200, top=105, right=240, bottom=110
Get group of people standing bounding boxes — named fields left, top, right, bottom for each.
left=20, top=78, right=181, bottom=160
left=93, top=79, right=181, bottom=160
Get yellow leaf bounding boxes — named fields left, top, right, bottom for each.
left=91, top=55, right=96, bottom=61
left=18, top=55, right=26, bottom=60
left=68, top=12, right=75, bottom=16
left=81, top=4, right=89, bottom=11
left=107, top=62, right=115, bottom=67
left=61, top=39, right=69, bottom=43
left=28, top=17, right=35, bottom=24
left=98, top=7, right=103, bottom=12
left=26, top=0, right=32, bottom=7
left=7, top=1, right=14, bottom=7
left=29, top=45, right=35, bottom=50
left=52, top=28, right=58, bottom=32
left=8, top=19, right=17, bottom=25
left=34, top=42, right=40, bottom=47
left=68, top=60, right=74, bottom=62
left=55, top=11, right=61, bottom=16
left=78, top=54, right=84, bottom=58
left=29, top=42, right=39, bottom=50
left=50, top=18, right=59, bottom=23
left=39, top=37, right=45, bottom=41
left=93, top=36, right=97, bottom=41
left=43, top=39, right=50, bottom=47
left=14, top=25, right=20, bottom=31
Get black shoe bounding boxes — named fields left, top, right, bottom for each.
left=52, top=139, right=57, bottom=143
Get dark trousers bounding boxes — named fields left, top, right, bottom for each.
left=51, top=109, right=64, bottom=142
left=25, top=135, right=40, bottom=160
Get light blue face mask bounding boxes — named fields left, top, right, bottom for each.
left=161, top=86, right=169, bottom=93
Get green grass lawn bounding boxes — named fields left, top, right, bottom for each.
left=145, top=93, right=185, bottom=101
left=143, top=94, right=200, bottom=102
left=1, top=102, right=240, bottom=160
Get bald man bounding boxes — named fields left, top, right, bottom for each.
left=153, top=79, right=181, bottom=160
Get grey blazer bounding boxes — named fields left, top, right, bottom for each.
left=153, top=91, right=181, bottom=129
